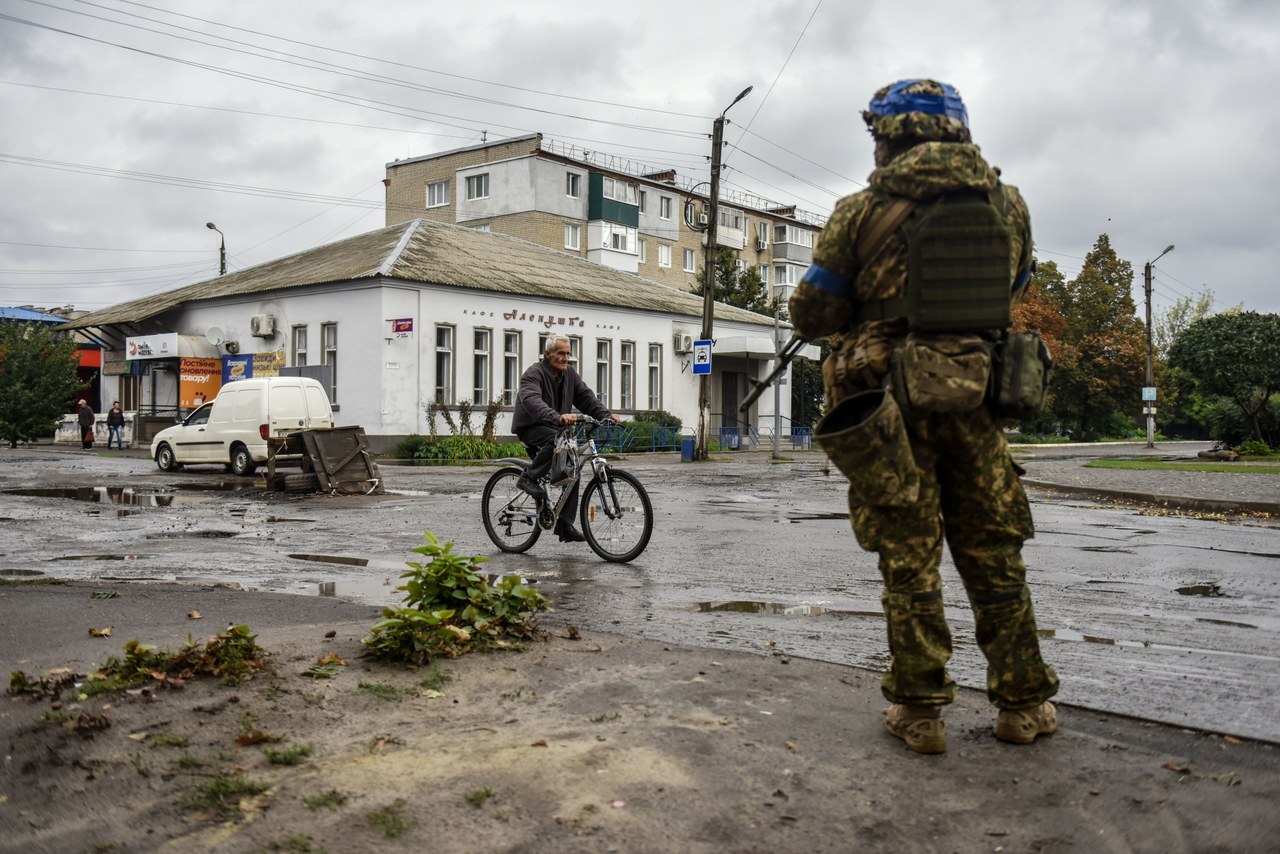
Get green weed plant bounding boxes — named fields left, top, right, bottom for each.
left=363, top=532, right=549, bottom=664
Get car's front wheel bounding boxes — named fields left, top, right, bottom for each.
left=155, top=443, right=181, bottom=472
left=230, top=444, right=257, bottom=477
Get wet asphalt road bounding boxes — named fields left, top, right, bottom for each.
left=1, top=445, right=1277, bottom=743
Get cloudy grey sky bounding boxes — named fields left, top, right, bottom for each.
left=2, top=0, right=1277, bottom=319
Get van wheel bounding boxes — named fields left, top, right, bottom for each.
left=230, top=445, right=257, bottom=477
left=155, top=443, right=181, bottom=472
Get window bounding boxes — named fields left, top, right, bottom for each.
left=773, top=264, right=804, bottom=286
left=566, top=172, right=581, bottom=198
left=568, top=336, right=581, bottom=372
left=638, top=189, right=647, bottom=214
left=719, top=208, right=744, bottom=230
left=465, top=173, right=489, bottom=201
left=659, top=196, right=672, bottom=220
left=321, top=322, right=337, bottom=404
left=502, top=331, right=521, bottom=405
left=773, top=224, right=815, bottom=247
left=647, top=344, right=662, bottom=410
left=471, top=223, right=491, bottom=232
left=595, top=340, right=611, bottom=408
left=564, top=223, right=581, bottom=250
left=683, top=248, right=696, bottom=272
left=758, top=264, right=771, bottom=285
left=435, top=325, right=454, bottom=403
left=603, top=223, right=636, bottom=253
left=620, top=341, right=634, bottom=410
left=658, top=244, right=671, bottom=268
left=473, top=329, right=491, bottom=404
left=292, top=325, right=307, bottom=367
left=757, top=221, right=770, bottom=245
left=601, top=177, right=637, bottom=204
left=427, top=180, right=449, bottom=208
left=638, top=238, right=647, bottom=263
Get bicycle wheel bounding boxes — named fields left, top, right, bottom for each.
left=580, top=468, right=653, bottom=562
left=482, top=468, right=542, bottom=553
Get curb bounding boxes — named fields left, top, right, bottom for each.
left=1022, top=478, right=1280, bottom=517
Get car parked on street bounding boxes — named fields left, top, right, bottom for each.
left=150, top=377, right=333, bottom=475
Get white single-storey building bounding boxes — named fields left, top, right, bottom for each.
left=62, top=218, right=814, bottom=452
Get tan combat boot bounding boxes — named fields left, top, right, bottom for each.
left=995, top=701, right=1058, bottom=744
left=885, top=704, right=946, bottom=754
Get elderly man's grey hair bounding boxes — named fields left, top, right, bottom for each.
left=544, top=335, right=571, bottom=356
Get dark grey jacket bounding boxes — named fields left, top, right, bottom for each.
left=511, top=359, right=610, bottom=435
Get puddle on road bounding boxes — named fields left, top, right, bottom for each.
left=698, top=600, right=881, bottom=618
left=1038, top=626, right=1277, bottom=661
left=2, top=486, right=222, bottom=507
left=52, top=554, right=146, bottom=562
left=0, top=568, right=45, bottom=577
left=144, top=530, right=238, bottom=539
left=290, top=553, right=369, bottom=567
left=787, top=512, right=849, bottom=522
left=1176, top=583, right=1224, bottom=597
left=267, top=517, right=316, bottom=523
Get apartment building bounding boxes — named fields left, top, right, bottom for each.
left=384, top=133, right=825, bottom=305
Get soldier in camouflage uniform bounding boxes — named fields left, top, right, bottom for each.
left=789, top=79, right=1059, bottom=754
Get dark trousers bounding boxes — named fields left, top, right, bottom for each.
left=515, top=424, right=580, bottom=532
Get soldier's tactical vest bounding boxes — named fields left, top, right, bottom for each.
left=856, top=188, right=1014, bottom=333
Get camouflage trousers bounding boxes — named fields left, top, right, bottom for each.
left=849, top=405, right=1059, bottom=709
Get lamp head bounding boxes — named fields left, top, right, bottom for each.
left=206, top=222, right=216, bottom=230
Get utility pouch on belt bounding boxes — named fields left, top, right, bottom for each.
left=889, top=334, right=991, bottom=414
left=814, top=389, right=919, bottom=507
left=988, top=331, right=1053, bottom=421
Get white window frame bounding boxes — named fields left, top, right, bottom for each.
left=566, top=172, right=581, bottom=198
left=292, top=325, right=307, bottom=367
left=502, top=331, right=522, bottom=406
left=473, top=328, right=491, bottom=404
left=620, top=341, right=635, bottom=411
left=427, top=180, right=449, bottom=208
left=638, top=189, right=647, bottom=214
left=682, top=248, right=696, bottom=273
left=658, top=244, right=672, bottom=269
left=321, top=322, right=338, bottom=404
left=647, top=344, right=662, bottom=410
left=564, top=223, right=581, bottom=250
left=659, top=196, right=672, bottom=220
left=568, top=336, right=581, bottom=372
left=435, top=324, right=455, bottom=404
left=595, top=340, right=611, bottom=409
left=465, top=173, right=489, bottom=201
left=638, top=238, right=647, bottom=263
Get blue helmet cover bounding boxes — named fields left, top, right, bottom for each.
left=868, top=79, right=969, bottom=128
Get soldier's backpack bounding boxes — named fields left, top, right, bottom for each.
left=855, top=188, right=1015, bottom=333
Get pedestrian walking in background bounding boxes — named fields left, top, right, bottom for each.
left=789, top=79, right=1058, bottom=754
left=106, top=401, right=125, bottom=450
left=76, top=399, right=95, bottom=450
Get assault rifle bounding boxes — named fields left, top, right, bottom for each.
left=739, top=334, right=808, bottom=413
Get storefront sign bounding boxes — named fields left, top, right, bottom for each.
left=179, top=358, right=221, bottom=409
left=390, top=318, right=414, bottom=338
left=223, top=354, right=253, bottom=383
left=253, top=351, right=284, bottom=376
left=125, top=333, right=178, bottom=360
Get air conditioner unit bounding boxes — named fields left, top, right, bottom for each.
left=249, top=314, right=276, bottom=337
left=697, top=213, right=710, bottom=226
left=755, top=239, right=768, bottom=251
left=674, top=332, right=694, bottom=354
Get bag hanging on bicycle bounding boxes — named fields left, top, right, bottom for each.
left=548, top=433, right=577, bottom=485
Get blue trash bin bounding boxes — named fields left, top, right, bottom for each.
left=680, top=437, right=695, bottom=462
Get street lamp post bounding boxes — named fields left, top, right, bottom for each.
left=696, top=85, right=753, bottom=462
left=206, top=222, right=226, bottom=276
left=1143, top=243, right=1174, bottom=449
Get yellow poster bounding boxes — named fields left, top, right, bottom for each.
left=179, top=358, right=222, bottom=410
left=253, top=351, right=284, bottom=376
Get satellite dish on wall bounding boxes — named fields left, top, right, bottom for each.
left=205, top=327, right=225, bottom=346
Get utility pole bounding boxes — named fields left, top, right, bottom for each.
left=695, top=85, right=752, bottom=461
left=1144, top=244, right=1174, bottom=449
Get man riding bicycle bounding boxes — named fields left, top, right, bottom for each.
left=511, top=335, right=622, bottom=543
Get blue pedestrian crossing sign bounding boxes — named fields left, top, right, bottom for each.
left=692, top=339, right=712, bottom=375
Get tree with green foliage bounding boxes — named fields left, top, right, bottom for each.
left=1152, top=291, right=1219, bottom=439
left=1168, top=311, right=1280, bottom=445
left=0, top=322, right=83, bottom=447
left=693, top=247, right=778, bottom=317
left=1036, top=235, right=1146, bottom=440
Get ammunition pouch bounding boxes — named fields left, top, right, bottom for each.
left=823, top=332, right=893, bottom=405
left=815, top=389, right=919, bottom=507
left=889, top=334, right=991, bottom=415
left=988, top=331, right=1053, bottom=421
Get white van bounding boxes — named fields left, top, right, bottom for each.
left=151, top=377, right=334, bottom=476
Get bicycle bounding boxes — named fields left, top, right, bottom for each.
left=481, top=415, right=654, bottom=562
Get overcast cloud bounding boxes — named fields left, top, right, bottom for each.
left=1, top=0, right=1276, bottom=319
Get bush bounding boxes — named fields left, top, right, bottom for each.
left=1237, top=439, right=1274, bottom=457
left=632, top=410, right=682, bottom=429
left=393, top=435, right=525, bottom=461
left=362, top=532, right=549, bottom=664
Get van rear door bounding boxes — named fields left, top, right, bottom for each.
left=302, top=384, right=334, bottom=428
left=268, top=383, right=308, bottom=437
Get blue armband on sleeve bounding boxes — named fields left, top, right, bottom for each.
left=1012, top=260, right=1036, bottom=294
left=800, top=264, right=853, bottom=299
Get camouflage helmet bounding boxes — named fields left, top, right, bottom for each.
left=862, top=79, right=970, bottom=142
